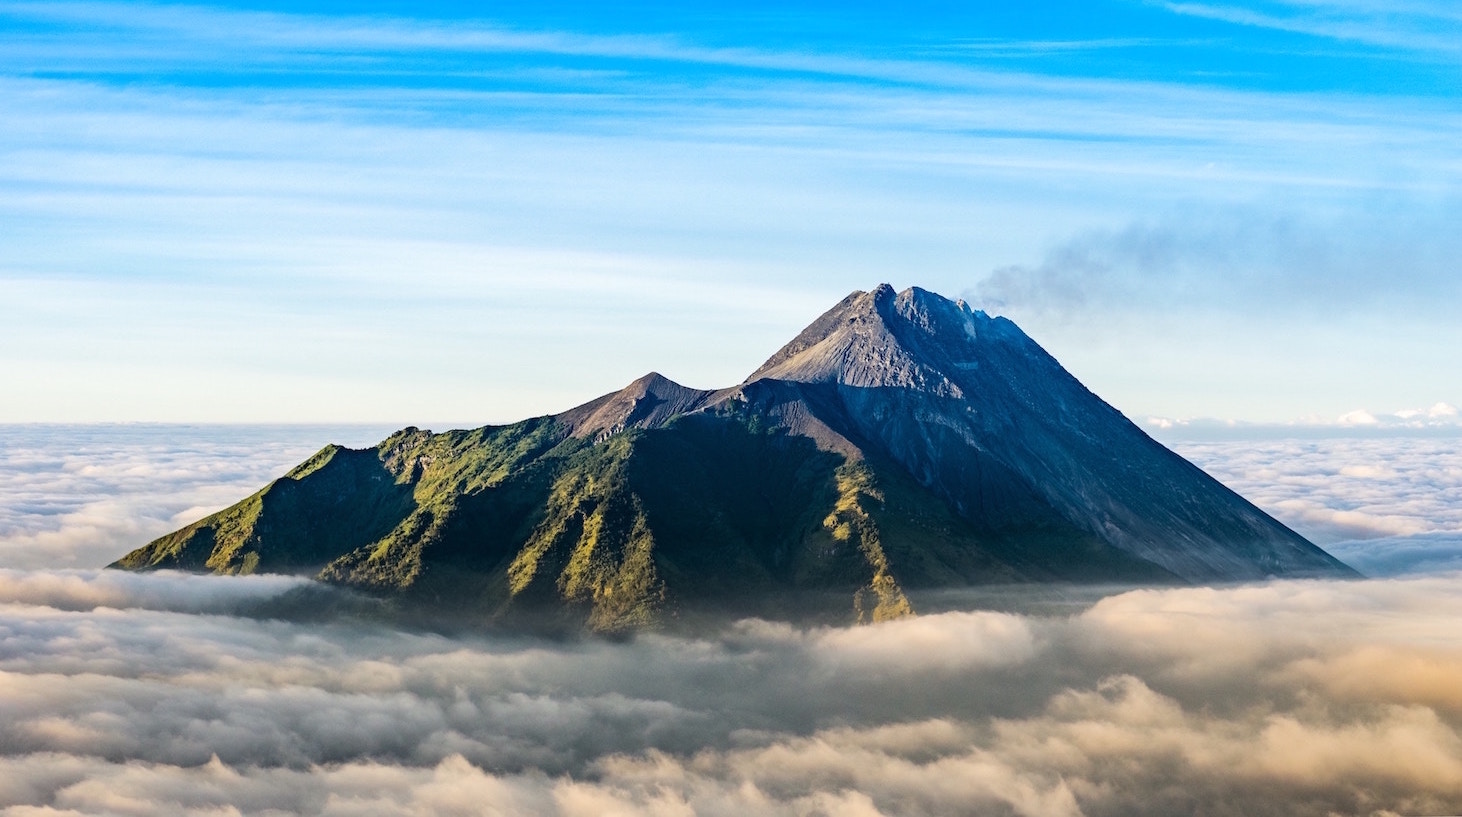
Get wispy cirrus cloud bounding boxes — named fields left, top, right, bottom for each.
left=0, top=1, right=1082, bottom=91
left=1159, top=0, right=1462, bottom=54
left=8, top=8, right=1459, bottom=423
left=0, top=2, right=1458, bottom=425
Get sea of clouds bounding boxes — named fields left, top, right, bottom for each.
left=2, top=424, right=1461, bottom=816
left=1171, top=434, right=1462, bottom=577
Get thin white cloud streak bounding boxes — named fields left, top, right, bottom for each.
left=4, top=68, right=1459, bottom=187
left=2, top=1, right=924, bottom=82
left=947, top=37, right=1184, bottom=54
left=0, top=1, right=1292, bottom=95
left=3, top=7, right=1462, bottom=422
left=1160, top=0, right=1462, bottom=54
left=1279, top=0, right=1462, bottom=19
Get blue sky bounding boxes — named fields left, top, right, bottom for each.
left=1, top=1, right=1460, bottom=425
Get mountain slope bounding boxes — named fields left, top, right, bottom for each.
left=741, top=284, right=1345, bottom=581
left=112, top=285, right=1354, bottom=631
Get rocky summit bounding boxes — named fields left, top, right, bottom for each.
left=113, top=285, right=1356, bottom=631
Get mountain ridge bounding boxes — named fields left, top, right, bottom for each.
left=112, top=285, right=1355, bottom=631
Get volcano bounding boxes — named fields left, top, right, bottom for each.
left=113, top=285, right=1355, bottom=630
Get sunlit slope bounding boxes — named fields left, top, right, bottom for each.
left=114, top=284, right=1355, bottom=631
left=113, top=443, right=416, bottom=576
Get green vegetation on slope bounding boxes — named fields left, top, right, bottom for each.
left=827, top=464, right=914, bottom=623
left=502, top=434, right=665, bottom=632
left=113, top=444, right=415, bottom=575
left=115, top=407, right=1154, bottom=632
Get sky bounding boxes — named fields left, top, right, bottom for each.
left=1, top=1, right=1460, bottom=425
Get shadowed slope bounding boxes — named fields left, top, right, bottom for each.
left=736, top=284, right=1352, bottom=581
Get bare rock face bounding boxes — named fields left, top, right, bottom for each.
left=558, top=372, right=714, bottom=442
left=113, top=285, right=1354, bottom=633
left=736, top=284, right=1349, bottom=582
left=752, top=285, right=969, bottom=396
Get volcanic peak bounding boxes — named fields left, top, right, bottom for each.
left=747, top=284, right=1040, bottom=401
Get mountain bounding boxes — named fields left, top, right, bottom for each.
left=112, top=285, right=1355, bottom=631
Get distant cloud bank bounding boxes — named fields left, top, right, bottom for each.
left=1145, top=401, right=1462, bottom=434
left=1168, top=433, right=1462, bottom=578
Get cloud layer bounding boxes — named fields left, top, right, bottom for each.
left=3, top=571, right=1462, bottom=816
left=4, top=427, right=1462, bottom=815
left=1171, top=435, right=1462, bottom=575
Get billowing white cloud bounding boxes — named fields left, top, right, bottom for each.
left=0, top=573, right=1461, bottom=815
left=1160, top=0, right=1462, bottom=54
left=1336, top=409, right=1379, bottom=426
